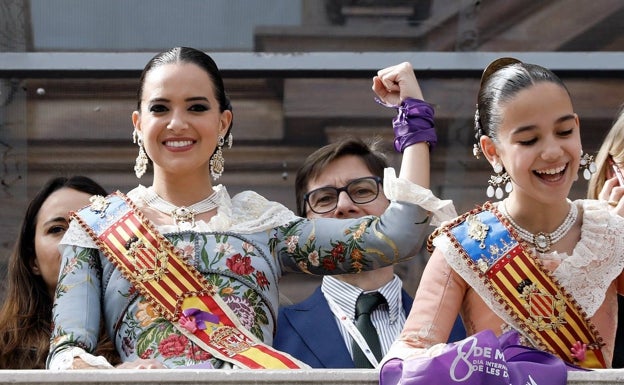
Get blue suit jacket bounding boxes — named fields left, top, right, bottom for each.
left=273, top=286, right=466, bottom=368
left=273, top=286, right=413, bottom=368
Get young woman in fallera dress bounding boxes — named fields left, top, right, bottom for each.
left=384, top=58, right=624, bottom=369
left=46, top=47, right=452, bottom=369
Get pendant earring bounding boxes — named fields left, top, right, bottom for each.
left=226, top=132, right=233, bottom=149
left=210, top=135, right=226, bottom=180
left=486, top=163, right=512, bottom=199
left=134, top=134, right=148, bottom=179
left=579, top=151, right=597, bottom=180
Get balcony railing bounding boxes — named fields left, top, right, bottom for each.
left=0, top=368, right=623, bottom=384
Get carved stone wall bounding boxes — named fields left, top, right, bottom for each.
left=0, top=0, right=29, bottom=288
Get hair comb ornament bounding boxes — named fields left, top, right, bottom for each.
left=480, top=57, right=522, bottom=88
left=473, top=105, right=483, bottom=159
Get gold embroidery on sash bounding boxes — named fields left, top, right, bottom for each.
left=518, top=281, right=567, bottom=331
left=466, top=214, right=489, bottom=249
left=440, top=203, right=606, bottom=368
left=126, top=238, right=169, bottom=282
left=89, top=195, right=110, bottom=218
left=211, top=326, right=254, bottom=357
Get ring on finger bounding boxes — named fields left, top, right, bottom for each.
left=608, top=200, right=618, bottom=207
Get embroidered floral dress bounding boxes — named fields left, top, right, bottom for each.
left=47, top=169, right=455, bottom=369
left=385, top=199, right=624, bottom=368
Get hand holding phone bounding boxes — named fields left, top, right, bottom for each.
left=608, top=155, right=624, bottom=186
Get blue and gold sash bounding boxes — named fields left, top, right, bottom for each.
left=436, top=202, right=605, bottom=368
left=73, top=192, right=308, bottom=369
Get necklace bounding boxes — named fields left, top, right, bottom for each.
left=499, top=200, right=577, bottom=253
left=143, top=187, right=219, bottom=229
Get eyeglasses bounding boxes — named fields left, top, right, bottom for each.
left=303, top=176, right=383, bottom=214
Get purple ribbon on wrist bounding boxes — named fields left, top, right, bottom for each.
left=377, top=97, right=437, bottom=153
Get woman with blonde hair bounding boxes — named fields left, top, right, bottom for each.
left=587, top=105, right=624, bottom=368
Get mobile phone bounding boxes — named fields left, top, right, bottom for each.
left=608, top=155, right=624, bottom=186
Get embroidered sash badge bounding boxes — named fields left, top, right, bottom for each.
left=517, top=279, right=566, bottom=331
left=75, top=192, right=308, bottom=369
left=447, top=205, right=606, bottom=368
left=126, top=237, right=168, bottom=282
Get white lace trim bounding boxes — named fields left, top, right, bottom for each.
left=549, top=200, right=624, bottom=316
left=63, top=219, right=97, bottom=248
left=62, top=168, right=454, bottom=248
left=434, top=199, right=624, bottom=319
left=383, top=168, right=457, bottom=226
left=48, top=347, right=113, bottom=370
left=60, top=184, right=299, bottom=248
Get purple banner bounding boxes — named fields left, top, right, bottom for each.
left=380, top=329, right=574, bottom=385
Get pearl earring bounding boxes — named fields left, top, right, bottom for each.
left=486, top=163, right=512, bottom=199
left=579, top=151, right=596, bottom=180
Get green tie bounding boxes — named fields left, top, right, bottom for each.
left=352, top=292, right=385, bottom=368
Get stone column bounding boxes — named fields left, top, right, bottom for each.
left=0, top=0, right=30, bottom=300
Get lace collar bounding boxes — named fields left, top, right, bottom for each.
left=129, top=184, right=298, bottom=234
left=435, top=199, right=624, bottom=317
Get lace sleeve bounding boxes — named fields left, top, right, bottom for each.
left=60, top=219, right=97, bottom=248
left=382, top=168, right=457, bottom=226
left=48, top=347, right=113, bottom=370
left=229, top=190, right=298, bottom=233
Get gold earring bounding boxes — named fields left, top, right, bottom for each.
left=210, top=135, right=225, bottom=180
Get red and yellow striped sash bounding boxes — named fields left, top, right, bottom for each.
left=75, top=192, right=307, bottom=369
left=446, top=203, right=605, bottom=368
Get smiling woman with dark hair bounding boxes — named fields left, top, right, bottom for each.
left=46, top=47, right=453, bottom=370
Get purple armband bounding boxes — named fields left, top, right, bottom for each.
left=377, top=97, right=437, bottom=153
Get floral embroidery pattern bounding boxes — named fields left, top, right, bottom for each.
left=50, top=199, right=405, bottom=367
left=136, top=301, right=158, bottom=328
left=226, top=254, right=255, bottom=276
left=271, top=218, right=374, bottom=274
left=204, top=273, right=268, bottom=340
left=158, top=334, right=188, bottom=358
left=133, top=317, right=212, bottom=366
left=223, top=295, right=255, bottom=330
left=254, top=271, right=270, bottom=289
left=55, top=247, right=98, bottom=300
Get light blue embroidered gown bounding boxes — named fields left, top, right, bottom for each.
left=47, top=170, right=455, bottom=369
